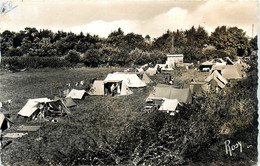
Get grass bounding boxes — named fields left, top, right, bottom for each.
left=0, top=67, right=156, bottom=164
left=1, top=66, right=254, bottom=165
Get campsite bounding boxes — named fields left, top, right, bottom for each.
left=0, top=1, right=258, bottom=163
left=0, top=55, right=258, bottom=165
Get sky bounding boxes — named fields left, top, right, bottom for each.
left=0, top=0, right=258, bottom=38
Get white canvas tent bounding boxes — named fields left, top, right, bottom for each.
left=145, top=67, right=157, bottom=76
left=67, top=89, right=86, bottom=99
left=159, top=99, right=179, bottom=112
left=104, top=73, right=146, bottom=88
left=88, top=80, right=105, bottom=95
left=142, top=73, right=153, bottom=84
left=205, top=70, right=228, bottom=89
left=18, top=97, right=71, bottom=118
left=18, top=98, right=51, bottom=118
left=89, top=80, right=133, bottom=96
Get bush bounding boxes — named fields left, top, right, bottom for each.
left=65, top=49, right=81, bottom=64
left=1, top=56, right=72, bottom=69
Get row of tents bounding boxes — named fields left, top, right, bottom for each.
left=16, top=72, right=152, bottom=120
left=191, top=57, right=247, bottom=95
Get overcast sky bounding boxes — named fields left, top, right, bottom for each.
left=0, top=0, right=258, bottom=38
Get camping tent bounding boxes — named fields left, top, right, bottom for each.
left=104, top=73, right=146, bottom=88
left=147, top=84, right=192, bottom=103
left=89, top=80, right=133, bottom=96
left=145, top=67, right=157, bottom=76
left=142, top=73, right=153, bottom=84
left=205, top=70, right=228, bottom=89
left=18, top=98, right=71, bottom=119
left=189, top=82, right=207, bottom=95
left=159, top=99, right=179, bottom=112
left=54, top=97, right=77, bottom=108
left=0, top=113, right=11, bottom=131
left=88, top=80, right=105, bottom=95
left=155, top=64, right=174, bottom=71
left=221, top=65, right=243, bottom=80
left=18, top=98, right=51, bottom=118
left=226, top=57, right=234, bottom=65
left=67, top=89, right=86, bottom=99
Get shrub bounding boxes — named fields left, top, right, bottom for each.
left=0, top=56, right=72, bottom=69
left=65, top=50, right=81, bottom=64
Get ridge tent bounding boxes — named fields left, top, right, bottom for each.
left=142, top=73, right=153, bottom=84
left=159, top=99, right=179, bottom=113
left=226, top=57, right=234, bottom=65
left=53, top=96, right=77, bottom=108
left=104, top=73, right=146, bottom=88
left=189, top=82, right=207, bottom=95
left=88, top=80, right=105, bottom=95
left=46, top=99, right=71, bottom=115
left=18, top=98, right=70, bottom=119
left=18, top=98, right=52, bottom=118
left=145, top=67, right=157, bottom=76
left=103, top=80, right=133, bottom=96
left=89, top=80, right=133, bottom=96
left=205, top=70, right=228, bottom=89
left=222, top=65, right=243, bottom=80
left=147, top=84, right=192, bottom=103
left=67, top=89, right=87, bottom=99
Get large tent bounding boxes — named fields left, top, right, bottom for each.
left=159, top=99, right=179, bottom=112
left=89, top=80, right=133, bottom=96
left=88, top=80, right=105, bottom=95
left=104, top=73, right=146, bottom=88
left=147, top=84, right=192, bottom=103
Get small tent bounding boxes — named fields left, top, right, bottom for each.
left=0, top=113, right=11, bottom=131
left=142, top=73, right=153, bottom=84
left=18, top=98, right=51, bottom=118
left=159, top=99, right=179, bottom=113
left=54, top=97, right=77, bottom=108
left=67, top=89, right=87, bottom=99
left=145, top=67, right=157, bottom=76
left=18, top=98, right=71, bottom=119
left=221, top=65, right=243, bottom=80
left=189, top=82, right=207, bottom=95
left=205, top=70, right=228, bottom=89
left=147, top=84, right=192, bottom=103
left=104, top=73, right=146, bottom=88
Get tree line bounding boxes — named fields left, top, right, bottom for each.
left=0, top=26, right=257, bottom=68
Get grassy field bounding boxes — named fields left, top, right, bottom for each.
left=0, top=67, right=215, bottom=164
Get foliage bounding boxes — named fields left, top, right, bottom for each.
left=65, top=49, right=81, bottom=64
left=0, top=25, right=254, bottom=68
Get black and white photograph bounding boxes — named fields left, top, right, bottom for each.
left=0, top=0, right=258, bottom=165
